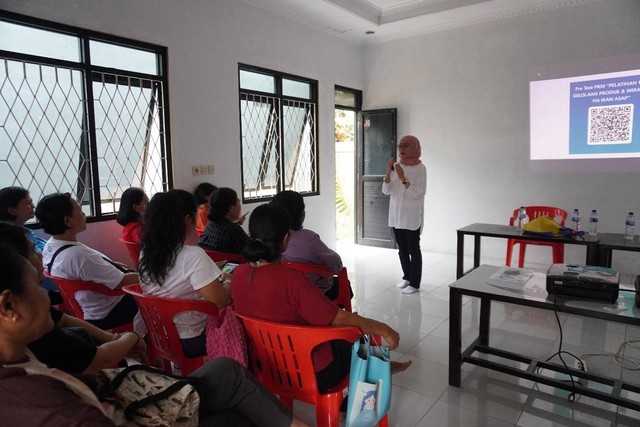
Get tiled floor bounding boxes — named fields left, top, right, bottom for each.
left=293, top=243, right=640, bottom=426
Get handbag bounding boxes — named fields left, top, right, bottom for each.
left=346, top=335, right=392, bottom=427
left=99, top=365, right=200, bottom=427
left=206, top=305, right=249, bottom=368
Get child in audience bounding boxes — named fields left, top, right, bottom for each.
left=116, top=187, right=148, bottom=243
left=232, top=203, right=411, bottom=393
left=0, top=221, right=146, bottom=374
left=36, top=193, right=140, bottom=332
left=138, top=189, right=229, bottom=357
left=199, top=187, right=248, bottom=253
left=0, top=246, right=308, bottom=427
left=194, top=182, right=217, bottom=236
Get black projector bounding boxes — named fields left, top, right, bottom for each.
left=546, top=264, right=620, bottom=303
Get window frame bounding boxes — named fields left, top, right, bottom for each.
left=0, top=10, right=173, bottom=223
left=238, top=63, right=319, bottom=203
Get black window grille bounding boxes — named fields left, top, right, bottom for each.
left=239, top=65, right=317, bottom=202
left=0, top=12, right=172, bottom=220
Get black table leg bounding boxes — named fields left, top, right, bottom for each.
left=457, top=231, right=464, bottom=279
left=474, top=235, right=481, bottom=270
left=586, top=244, right=602, bottom=266
left=479, top=297, right=491, bottom=346
left=449, top=287, right=462, bottom=386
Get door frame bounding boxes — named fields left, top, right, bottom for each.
left=356, top=108, right=397, bottom=248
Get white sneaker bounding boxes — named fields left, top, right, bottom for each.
left=402, top=286, right=419, bottom=295
left=396, top=280, right=410, bottom=289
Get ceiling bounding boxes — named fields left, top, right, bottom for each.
left=241, top=0, right=599, bottom=44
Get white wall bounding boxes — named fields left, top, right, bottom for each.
left=6, top=0, right=640, bottom=272
left=2, top=0, right=364, bottom=263
left=362, top=0, right=640, bottom=271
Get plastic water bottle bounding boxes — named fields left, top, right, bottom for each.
left=571, top=209, right=581, bottom=231
left=588, top=210, right=599, bottom=236
left=517, top=206, right=529, bottom=229
left=625, top=212, right=635, bottom=240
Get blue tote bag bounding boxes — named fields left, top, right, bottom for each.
left=346, top=335, right=391, bottom=427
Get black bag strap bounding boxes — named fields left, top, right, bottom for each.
left=123, top=380, right=195, bottom=421
left=110, top=364, right=195, bottom=387
left=101, top=256, right=134, bottom=273
left=46, top=244, right=76, bottom=274
left=109, top=365, right=199, bottom=422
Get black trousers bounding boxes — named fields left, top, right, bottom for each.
left=192, top=357, right=292, bottom=427
left=86, top=294, right=138, bottom=330
left=393, top=227, right=422, bottom=289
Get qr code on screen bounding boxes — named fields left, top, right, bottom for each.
left=587, top=104, right=634, bottom=145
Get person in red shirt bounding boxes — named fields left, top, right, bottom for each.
left=194, top=182, right=217, bottom=236
left=232, top=203, right=411, bottom=393
left=116, top=187, right=148, bottom=243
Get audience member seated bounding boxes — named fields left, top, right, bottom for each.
left=0, top=221, right=146, bottom=374
left=272, top=190, right=345, bottom=300
left=138, top=189, right=230, bottom=357
left=199, top=187, right=248, bottom=253
left=0, top=246, right=308, bottom=427
left=36, top=193, right=140, bottom=331
left=116, top=187, right=148, bottom=243
left=232, top=204, right=411, bottom=393
left=194, top=182, right=217, bottom=236
left=0, top=186, right=47, bottom=251
left=0, top=186, right=63, bottom=303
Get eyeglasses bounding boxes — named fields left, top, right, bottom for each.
left=398, top=144, right=410, bottom=148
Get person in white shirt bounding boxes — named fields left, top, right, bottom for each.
left=138, top=189, right=230, bottom=357
left=36, top=193, right=140, bottom=330
left=382, top=135, right=427, bottom=295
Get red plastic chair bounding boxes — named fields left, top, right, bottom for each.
left=282, top=262, right=352, bottom=312
left=506, top=206, right=568, bottom=268
left=44, top=272, right=133, bottom=334
left=119, top=238, right=141, bottom=269
left=122, top=284, right=219, bottom=376
left=236, top=314, right=388, bottom=427
left=204, top=249, right=247, bottom=264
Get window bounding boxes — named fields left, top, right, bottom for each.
left=0, top=12, right=171, bottom=220
left=239, top=65, right=318, bottom=201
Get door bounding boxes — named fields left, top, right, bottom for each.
left=356, top=108, right=397, bottom=248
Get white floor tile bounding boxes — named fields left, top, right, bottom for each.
left=415, top=400, right=515, bottom=427
left=297, top=243, right=640, bottom=427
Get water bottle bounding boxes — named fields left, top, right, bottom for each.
left=625, top=212, right=635, bottom=240
left=517, top=206, right=529, bottom=230
left=571, top=209, right=581, bottom=231
left=588, top=209, right=599, bottom=236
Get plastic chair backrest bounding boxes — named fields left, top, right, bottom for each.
left=506, top=206, right=569, bottom=267
left=119, top=238, right=141, bottom=268
left=122, top=284, right=219, bottom=376
left=237, top=313, right=361, bottom=426
left=44, top=272, right=133, bottom=333
left=204, top=249, right=247, bottom=264
left=281, top=262, right=352, bottom=312
left=44, top=272, right=126, bottom=320
left=509, top=206, right=568, bottom=226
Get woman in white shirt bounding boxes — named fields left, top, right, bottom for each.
left=382, top=135, right=427, bottom=295
left=138, top=189, right=230, bottom=357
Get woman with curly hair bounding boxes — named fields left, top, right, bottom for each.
left=138, top=189, right=229, bottom=357
left=198, top=187, right=248, bottom=253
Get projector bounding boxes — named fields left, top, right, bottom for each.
left=546, top=264, right=619, bottom=303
